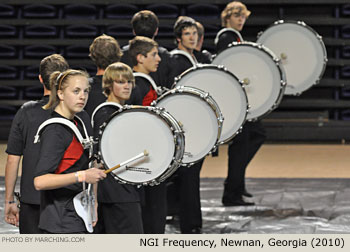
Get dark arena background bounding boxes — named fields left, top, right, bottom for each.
left=1, top=0, right=350, bottom=234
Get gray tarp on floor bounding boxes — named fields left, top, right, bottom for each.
left=1, top=177, right=350, bottom=234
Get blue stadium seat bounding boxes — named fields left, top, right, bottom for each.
left=65, top=24, right=99, bottom=38
left=22, top=4, right=58, bottom=18
left=340, top=88, right=350, bottom=98
left=65, top=45, right=90, bottom=59
left=202, top=24, right=220, bottom=37
left=341, top=66, right=350, bottom=78
left=24, top=25, right=58, bottom=38
left=157, top=24, right=174, bottom=38
left=0, top=45, right=17, bottom=58
left=341, top=4, right=350, bottom=16
left=340, top=109, right=350, bottom=120
left=0, top=65, right=18, bottom=79
left=105, top=25, right=133, bottom=38
left=0, top=25, right=19, bottom=38
left=104, top=4, right=138, bottom=19
left=63, top=4, right=98, bottom=19
left=340, top=25, right=350, bottom=39
left=23, top=45, right=57, bottom=59
left=24, top=65, right=39, bottom=80
left=342, top=46, right=350, bottom=59
left=0, top=86, right=17, bottom=99
left=186, top=3, right=220, bottom=20
left=70, top=65, right=96, bottom=77
left=146, top=3, right=179, bottom=19
left=0, top=105, right=17, bottom=120
left=24, top=85, right=43, bottom=100
left=0, top=4, right=17, bottom=18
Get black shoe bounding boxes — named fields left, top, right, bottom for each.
left=242, top=190, right=253, bottom=198
left=222, top=198, right=255, bottom=207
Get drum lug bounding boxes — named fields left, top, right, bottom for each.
left=275, top=20, right=284, bottom=25
left=297, top=20, right=306, bottom=27
left=201, top=92, right=209, bottom=99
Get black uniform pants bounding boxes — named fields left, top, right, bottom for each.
left=177, top=159, right=204, bottom=233
left=223, top=121, right=266, bottom=202
left=141, top=182, right=167, bottom=234
left=94, top=202, right=143, bottom=234
left=19, top=202, right=42, bottom=234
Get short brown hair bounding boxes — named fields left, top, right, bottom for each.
left=196, top=21, right=204, bottom=41
left=89, top=34, right=123, bottom=70
left=44, top=69, right=89, bottom=110
left=221, top=1, right=251, bottom=27
left=40, top=54, right=69, bottom=90
left=174, top=16, right=197, bottom=41
left=131, top=10, right=159, bottom=38
left=128, top=36, right=158, bottom=67
left=102, top=62, right=135, bottom=97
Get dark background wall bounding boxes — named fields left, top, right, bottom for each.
left=1, top=0, right=350, bottom=142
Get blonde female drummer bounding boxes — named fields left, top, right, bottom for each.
left=34, top=69, right=106, bottom=233
left=91, top=62, right=144, bottom=234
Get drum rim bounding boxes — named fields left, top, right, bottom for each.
left=153, top=86, right=223, bottom=164
left=212, top=41, right=287, bottom=121
left=256, top=19, right=328, bottom=95
left=98, top=105, right=185, bottom=186
left=172, top=64, right=249, bottom=144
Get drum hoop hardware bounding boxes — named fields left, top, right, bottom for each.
left=154, top=85, right=224, bottom=163
left=172, top=64, right=249, bottom=145
left=97, top=105, right=185, bottom=185
left=214, top=41, right=287, bottom=121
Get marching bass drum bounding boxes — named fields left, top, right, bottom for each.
left=173, top=64, right=248, bottom=144
left=98, top=106, right=184, bottom=186
left=212, top=41, right=286, bottom=121
left=256, top=20, right=327, bottom=95
left=152, top=86, right=223, bottom=165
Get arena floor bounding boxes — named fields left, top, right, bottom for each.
left=1, top=143, right=350, bottom=233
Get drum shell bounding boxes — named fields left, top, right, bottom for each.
left=257, top=20, right=327, bottom=95
left=212, top=41, right=286, bottom=121
left=153, top=86, right=223, bottom=165
left=173, top=64, right=248, bottom=144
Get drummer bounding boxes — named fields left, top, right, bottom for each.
left=216, top=1, right=266, bottom=207
left=127, top=36, right=166, bottom=234
left=215, top=1, right=247, bottom=54
left=168, top=16, right=211, bottom=234
left=84, top=34, right=123, bottom=117
left=33, top=69, right=106, bottom=233
left=121, top=10, right=174, bottom=89
left=91, top=62, right=144, bottom=234
left=127, top=36, right=161, bottom=106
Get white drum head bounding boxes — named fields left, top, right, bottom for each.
left=257, top=20, right=327, bottom=95
left=174, top=65, right=247, bottom=144
left=213, top=42, right=286, bottom=121
left=99, top=108, right=178, bottom=185
left=155, top=87, right=221, bottom=164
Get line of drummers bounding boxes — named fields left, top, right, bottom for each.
left=5, top=2, right=327, bottom=234
left=85, top=7, right=327, bottom=234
